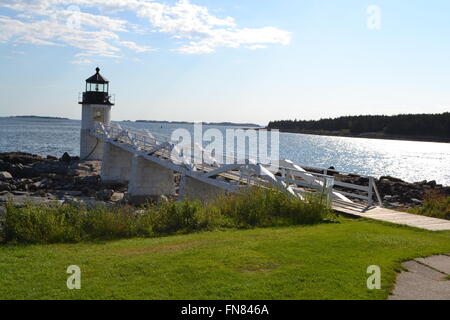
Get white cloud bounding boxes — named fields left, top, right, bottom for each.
left=0, top=0, right=292, bottom=58
left=71, top=57, right=92, bottom=64
left=177, top=26, right=291, bottom=54
left=118, top=41, right=155, bottom=53
left=0, top=11, right=122, bottom=56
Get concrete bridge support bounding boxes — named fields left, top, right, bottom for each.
left=183, top=177, right=225, bottom=203
left=128, top=156, right=175, bottom=203
left=100, top=142, right=133, bottom=183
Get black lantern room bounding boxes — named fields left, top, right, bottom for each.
left=79, top=67, right=114, bottom=105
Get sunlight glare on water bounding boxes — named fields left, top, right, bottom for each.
left=280, top=133, right=450, bottom=184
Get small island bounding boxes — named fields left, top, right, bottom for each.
left=9, top=115, right=70, bottom=120
left=134, top=120, right=261, bottom=127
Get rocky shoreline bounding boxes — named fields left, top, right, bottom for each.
left=0, top=152, right=128, bottom=209
left=0, top=152, right=448, bottom=212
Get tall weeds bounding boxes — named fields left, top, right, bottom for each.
left=2, top=187, right=334, bottom=244
left=408, top=191, right=450, bottom=220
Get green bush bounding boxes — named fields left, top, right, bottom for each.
left=213, top=188, right=332, bottom=228
left=150, top=200, right=205, bottom=234
left=4, top=203, right=140, bottom=243
left=2, top=187, right=334, bottom=244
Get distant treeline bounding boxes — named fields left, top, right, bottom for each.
left=268, top=113, right=450, bottom=139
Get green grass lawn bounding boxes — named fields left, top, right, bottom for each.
left=1, top=218, right=450, bottom=300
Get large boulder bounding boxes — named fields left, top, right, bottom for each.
left=95, top=189, right=115, bottom=201
left=0, top=160, right=10, bottom=172
left=0, top=182, right=12, bottom=192
left=31, top=162, right=69, bottom=175
left=379, top=176, right=405, bottom=183
left=127, top=194, right=169, bottom=206
left=0, top=152, right=43, bottom=165
left=0, top=171, right=13, bottom=181
left=111, top=192, right=124, bottom=202
left=427, top=180, right=437, bottom=188
left=0, top=162, right=40, bottom=179
left=78, top=175, right=100, bottom=185
left=60, top=152, right=72, bottom=163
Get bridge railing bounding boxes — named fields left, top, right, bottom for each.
left=300, top=165, right=382, bottom=207
left=93, top=123, right=381, bottom=207
left=277, top=169, right=335, bottom=205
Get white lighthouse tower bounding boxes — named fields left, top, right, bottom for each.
left=79, top=67, right=114, bottom=160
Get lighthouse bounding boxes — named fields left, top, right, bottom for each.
left=79, top=67, right=114, bottom=160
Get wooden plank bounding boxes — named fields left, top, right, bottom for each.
left=335, top=190, right=369, bottom=201
left=334, top=181, right=369, bottom=192
left=332, top=202, right=450, bottom=231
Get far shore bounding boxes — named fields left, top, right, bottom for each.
left=7, top=115, right=71, bottom=120
left=264, top=129, right=450, bottom=144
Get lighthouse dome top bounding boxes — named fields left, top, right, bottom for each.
left=85, top=67, right=109, bottom=84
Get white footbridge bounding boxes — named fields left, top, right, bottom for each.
left=90, top=122, right=383, bottom=207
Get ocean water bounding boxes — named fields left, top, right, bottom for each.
left=0, top=117, right=449, bottom=185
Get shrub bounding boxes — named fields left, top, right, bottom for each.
left=212, top=188, right=332, bottom=228
left=2, top=187, right=333, bottom=244
left=3, top=203, right=142, bottom=243
left=4, top=202, right=76, bottom=244
left=408, top=191, right=450, bottom=220
left=150, top=200, right=206, bottom=234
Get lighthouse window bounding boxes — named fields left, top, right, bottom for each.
left=87, top=83, right=107, bottom=92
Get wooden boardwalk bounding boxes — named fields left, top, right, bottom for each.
left=332, top=200, right=450, bottom=231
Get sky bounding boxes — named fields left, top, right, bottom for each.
left=0, top=0, right=449, bottom=125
